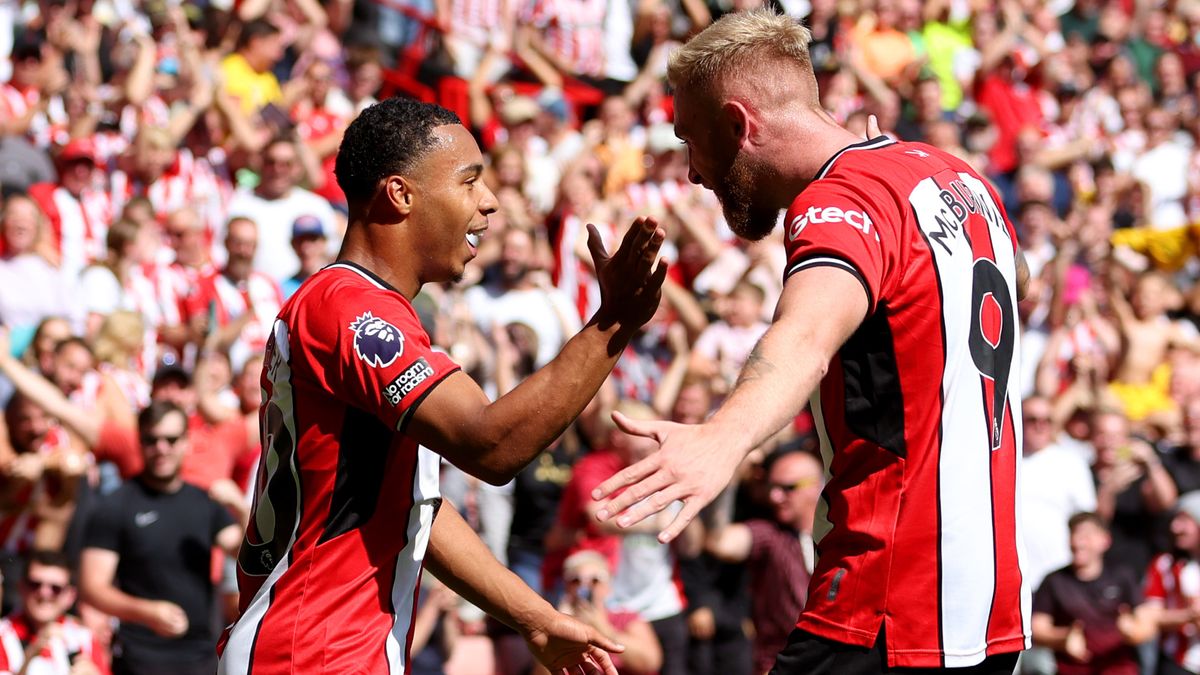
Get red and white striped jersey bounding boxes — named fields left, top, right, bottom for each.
left=0, top=613, right=109, bottom=675
left=550, top=210, right=613, bottom=321
left=185, top=269, right=283, bottom=369
left=217, top=262, right=459, bottom=674
left=518, top=0, right=607, bottom=77
left=1145, top=553, right=1200, bottom=672
left=784, top=137, right=1029, bottom=668
left=110, top=149, right=231, bottom=240
left=450, top=0, right=507, bottom=45
left=0, top=84, right=68, bottom=147
left=26, top=183, right=114, bottom=279
left=0, top=427, right=75, bottom=555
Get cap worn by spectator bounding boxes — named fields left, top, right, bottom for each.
left=59, top=139, right=100, bottom=165
left=292, top=214, right=326, bottom=240
left=500, top=96, right=540, bottom=126
left=1176, top=491, right=1200, bottom=523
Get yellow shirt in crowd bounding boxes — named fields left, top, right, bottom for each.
left=219, top=53, right=282, bottom=116
left=1110, top=223, right=1200, bottom=272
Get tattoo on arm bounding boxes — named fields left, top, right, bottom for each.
left=736, top=341, right=775, bottom=387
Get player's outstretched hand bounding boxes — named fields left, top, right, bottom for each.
left=523, top=609, right=624, bottom=675
left=589, top=217, right=668, bottom=332
left=591, top=412, right=744, bottom=543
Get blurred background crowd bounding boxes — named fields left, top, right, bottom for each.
left=3, top=0, right=1200, bottom=672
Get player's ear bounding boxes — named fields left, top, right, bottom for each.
left=722, top=100, right=754, bottom=146
left=383, top=175, right=415, bottom=216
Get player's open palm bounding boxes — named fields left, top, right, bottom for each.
left=592, top=413, right=745, bottom=543
left=524, top=611, right=623, bottom=675
left=588, top=217, right=668, bottom=331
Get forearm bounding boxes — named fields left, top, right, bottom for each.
left=466, top=321, right=633, bottom=483
left=1156, top=607, right=1196, bottom=632
left=609, top=626, right=660, bottom=672
left=0, top=355, right=101, bottom=445
left=1031, top=621, right=1071, bottom=651
left=424, top=504, right=554, bottom=636
left=1095, top=486, right=1118, bottom=522
left=1142, top=460, right=1179, bottom=513
left=82, top=581, right=156, bottom=627
left=704, top=327, right=827, bottom=460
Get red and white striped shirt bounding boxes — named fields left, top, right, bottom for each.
left=217, top=262, right=459, bottom=673
left=784, top=138, right=1028, bottom=667
left=1146, top=553, right=1200, bottom=672
left=185, top=269, right=283, bottom=369
left=519, top=0, right=607, bottom=77
left=110, top=149, right=231, bottom=242
left=550, top=210, right=613, bottom=321
left=450, top=0, right=507, bottom=46
left=0, top=427, right=75, bottom=556
left=0, top=613, right=109, bottom=675
left=27, top=183, right=114, bottom=279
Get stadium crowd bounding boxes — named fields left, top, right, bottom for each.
left=2, top=0, right=1200, bottom=672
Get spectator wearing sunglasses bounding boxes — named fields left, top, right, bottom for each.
left=0, top=549, right=108, bottom=674
left=78, top=402, right=243, bottom=675
left=704, top=449, right=823, bottom=675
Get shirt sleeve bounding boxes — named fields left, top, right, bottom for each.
left=210, top=494, right=237, bottom=541
left=1031, top=574, right=1058, bottom=615
left=783, top=185, right=886, bottom=314
left=324, top=287, right=460, bottom=431
left=1144, top=556, right=1167, bottom=601
left=82, top=496, right=123, bottom=552
left=1123, top=568, right=1145, bottom=606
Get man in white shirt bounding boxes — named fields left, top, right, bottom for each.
left=227, top=137, right=338, bottom=282
left=1020, top=395, right=1097, bottom=592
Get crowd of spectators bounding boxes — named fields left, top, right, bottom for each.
left=3, top=0, right=1200, bottom=672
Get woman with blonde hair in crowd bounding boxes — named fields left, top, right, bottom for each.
left=91, top=310, right=151, bottom=411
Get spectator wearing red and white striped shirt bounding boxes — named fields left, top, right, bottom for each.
left=515, top=0, right=608, bottom=83
left=0, top=550, right=109, bottom=675
left=109, top=128, right=215, bottom=230
left=184, top=217, right=283, bottom=373
left=27, top=139, right=115, bottom=280
left=1146, top=491, right=1200, bottom=674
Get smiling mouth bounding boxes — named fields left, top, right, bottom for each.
left=466, top=229, right=485, bottom=251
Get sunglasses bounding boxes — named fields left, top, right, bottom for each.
left=141, top=433, right=185, bottom=446
left=24, top=579, right=68, bottom=595
left=769, top=477, right=820, bottom=494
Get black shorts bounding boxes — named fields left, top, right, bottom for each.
left=769, top=628, right=1020, bottom=675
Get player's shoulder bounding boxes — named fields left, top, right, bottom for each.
left=286, top=262, right=418, bottom=323
left=283, top=262, right=427, bottom=363
left=822, top=137, right=973, bottom=182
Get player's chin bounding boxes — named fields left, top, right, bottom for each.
left=725, top=206, right=778, bottom=241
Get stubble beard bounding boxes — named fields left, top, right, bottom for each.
left=719, top=152, right=780, bottom=242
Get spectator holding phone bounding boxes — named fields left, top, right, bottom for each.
left=541, top=550, right=661, bottom=675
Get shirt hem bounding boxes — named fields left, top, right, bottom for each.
left=795, top=615, right=1028, bottom=668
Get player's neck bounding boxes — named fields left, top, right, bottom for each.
left=1073, top=559, right=1103, bottom=581
left=336, top=225, right=421, bottom=299
left=777, top=116, right=866, bottom=197
left=139, top=473, right=184, bottom=494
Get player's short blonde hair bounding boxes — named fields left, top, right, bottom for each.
left=667, top=9, right=814, bottom=93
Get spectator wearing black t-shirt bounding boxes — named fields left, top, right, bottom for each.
left=79, top=402, right=243, bottom=675
left=1032, top=512, right=1157, bottom=675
